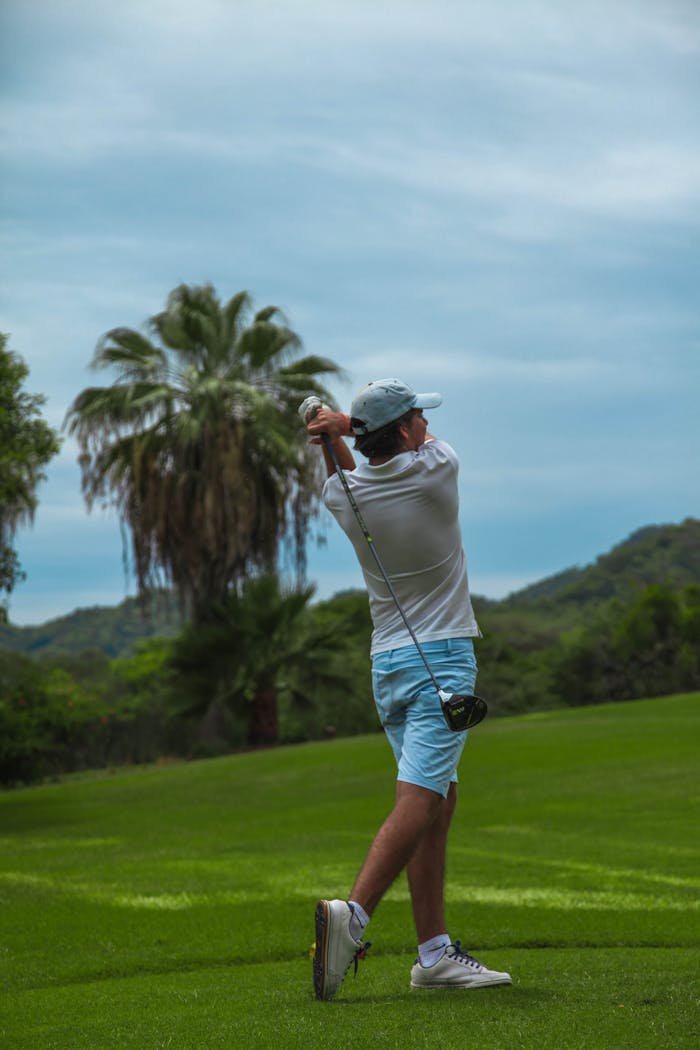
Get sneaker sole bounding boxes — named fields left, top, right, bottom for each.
left=313, top=900, right=331, bottom=1001
left=411, top=976, right=512, bottom=990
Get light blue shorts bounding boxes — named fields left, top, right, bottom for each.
left=371, top=637, right=477, bottom=799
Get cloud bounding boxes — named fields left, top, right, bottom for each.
left=4, top=1, right=699, bottom=236
left=348, top=348, right=614, bottom=383
left=333, top=344, right=690, bottom=396
left=298, top=134, right=700, bottom=225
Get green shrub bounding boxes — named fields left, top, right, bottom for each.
left=0, top=641, right=178, bottom=785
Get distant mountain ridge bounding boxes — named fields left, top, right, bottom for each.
left=1, top=518, right=698, bottom=658
left=501, top=518, right=700, bottom=610
left=0, top=592, right=181, bottom=659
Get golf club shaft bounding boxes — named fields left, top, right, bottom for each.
left=321, top=433, right=445, bottom=698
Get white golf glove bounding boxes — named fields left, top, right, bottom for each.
left=298, top=395, right=326, bottom=424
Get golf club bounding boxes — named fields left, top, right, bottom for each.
left=299, top=396, right=487, bottom=732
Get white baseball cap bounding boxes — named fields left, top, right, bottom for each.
left=350, top=378, right=442, bottom=434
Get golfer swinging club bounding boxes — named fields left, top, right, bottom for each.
left=302, top=378, right=512, bottom=1000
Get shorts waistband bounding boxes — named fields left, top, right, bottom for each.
left=373, top=637, right=473, bottom=660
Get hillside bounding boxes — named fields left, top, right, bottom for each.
left=0, top=518, right=698, bottom=659
left=501, top=517, right=700, bottom=612
left=0, top=591, right=181, bottom=658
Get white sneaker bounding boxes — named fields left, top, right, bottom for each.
left=313, top=899, right=370, bottom=1001
left=410, top=941, right=512, bottom=989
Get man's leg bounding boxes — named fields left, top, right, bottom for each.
left=349, top=780, right=444, bottom=914
left=314, top=640, right=472, bottom=1000
left=405, top=783, right=513, bottom=990
left=313, top=780, right=443, bottom=1001
left=406, top=782, right=457, bottom=943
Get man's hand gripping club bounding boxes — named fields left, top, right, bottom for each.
left=299, top=396, right=350, bottom=440
left=298, top=396, right=355, bottom=475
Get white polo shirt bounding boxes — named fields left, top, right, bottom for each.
left=322, top=438, right=480, bottom=655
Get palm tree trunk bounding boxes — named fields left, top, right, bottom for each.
left=197, top=698, right=228, bottom=753
left=248, top=686, right=278, bottom=746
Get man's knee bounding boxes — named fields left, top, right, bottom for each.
left=396, top=780, right=444, bottom=823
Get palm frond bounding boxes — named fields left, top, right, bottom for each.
left=92, top=329, right=167, bottom=376
left=235, top=322, right=301, bottom=372
left=223, top=290, right=251, bottom=345
left=254, top=305, right=283, bottom=325
left=65, top=383, right=175, bottom=437
left=278, top=355, right=346, bottom=381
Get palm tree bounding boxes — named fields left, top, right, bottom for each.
left=168, top=574, right=356, bottom=747
left=65, top=284, right=341, bottom=623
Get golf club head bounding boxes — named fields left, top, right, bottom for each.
left=439, top=691, right=488, bottom=731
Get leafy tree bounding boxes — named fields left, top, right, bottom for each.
left=0, top=334, right=61, bottom=620
left=612, top=584, right=683, bottom=696
left=679, top=584, right=700, bottom=684
left=550, top=584, right=700, bottom=706
left=0, top=649, right=49, bottom=782
left=65, top=285, right=341, bottom=624
left=168, top=574, right=357, bottom=747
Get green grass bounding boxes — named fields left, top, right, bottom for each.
left=1, top=693, right=699, bottom=1048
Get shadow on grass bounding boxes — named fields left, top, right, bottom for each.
left=326, top=986, right=555, bottom=1007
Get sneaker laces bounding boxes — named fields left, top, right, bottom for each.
left=446, top=940, right=486, bottom=972
left=352, top=941, right=372, bottom=977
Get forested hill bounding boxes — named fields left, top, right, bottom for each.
left=0, top=592, right=181, bottom=659
left=1, top=518, right=698, bottom=658
left=499, top=517, right=700, bottom=612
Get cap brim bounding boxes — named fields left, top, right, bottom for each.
left=413, top=392, right=442, bottom=409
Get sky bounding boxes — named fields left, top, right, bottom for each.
left=1, top=0, right=698, bottom=625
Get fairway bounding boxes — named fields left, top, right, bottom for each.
left=1, top=694, right=699, bottom=1049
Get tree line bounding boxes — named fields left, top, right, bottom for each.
left=1, top=579, right=699, bottom=785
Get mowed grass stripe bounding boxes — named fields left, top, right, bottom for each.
left=1, top=693, right=698, bottom=1047
left=3, top=949, right=698, bottom=1050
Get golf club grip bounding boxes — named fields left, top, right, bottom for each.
left=321, top=433, right=443, bottom=697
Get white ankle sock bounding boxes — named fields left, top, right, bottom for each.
left=418, top=933, right=450, bottom=968
left=348, top=900, right=369, bottom=941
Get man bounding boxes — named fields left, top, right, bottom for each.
left=304, top=378, right=512, bottom=1000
